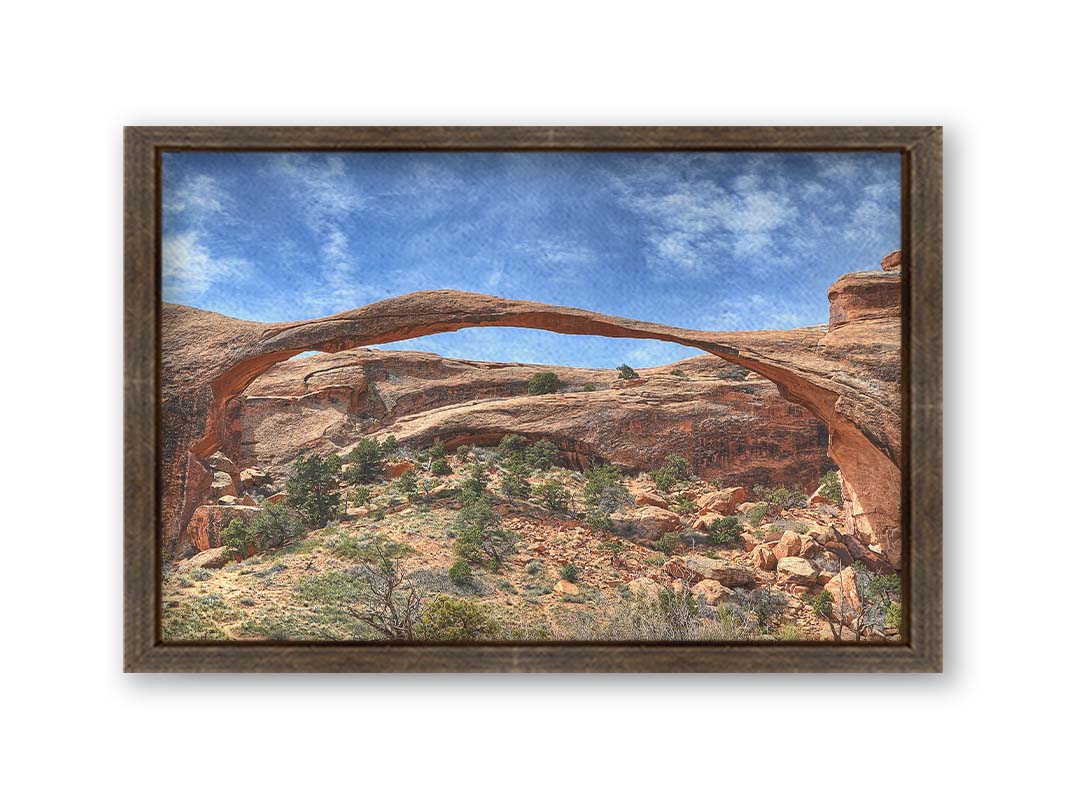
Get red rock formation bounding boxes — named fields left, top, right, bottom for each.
left=232, top=350, right=833, bottom=489
left=161, top=264, right=901, bottom=566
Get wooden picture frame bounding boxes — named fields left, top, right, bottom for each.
left=125, top=126, right=942, bottom=672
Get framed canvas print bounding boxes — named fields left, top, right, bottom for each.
left=124, top=126, right=942, bottom=672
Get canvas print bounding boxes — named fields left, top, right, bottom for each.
left=160, top=151, right=903, bottom=643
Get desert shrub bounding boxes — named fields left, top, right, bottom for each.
left=653, top=531, right=681, bottom=555
left=448, top=558, right=474, bottom=588
left=426, top=439, right=446, bottom=460
left=370, top=507, right=386, bottom=521
left=670, top=368, right=685, bottom=377
left=818, top=470, right=843, bottom=505
left=616, top=364, right=639, bottom=380
left=735, top=587, right=788, bottom=629
left=459, top=462, right=489, bottom=496
left=453, top=494, right=515, bottom=569
left=525, top=559, right=543, bottom=575
left=536, top=478, right=572, bottom=512
left=343, top=439, right=385, bottom=485
left=332, top=532, right=412, bottom=562
left=599, top=539, right=626, bottom=566
left=430, top=458, right=452, bottom=476
left=498, top=433, right=528, bottom=456
left=886, top=601, right=902, bottom=630
left=287, top=453, right=343, bottom=527
left=394, top=469, right=419, bottom=499
left=706, top=515, right=742, bottom=545
left=500, top=462, right=532, bottom=501
left=812, top=589, right=834, bottom=620
left=525, top=439, right=560, bottom=470
left=455, top=444, right=471, bottom=461
left=585, top=509, right=613, bottom=533
left=581, top=464, right=632, bottom=514
left=528, top=371, right=561, bottom=395
left=190, top=567, right=212, bottom=581
left=778, top=625, right=806, bottom=641
left=753, top=484, right=808, bottom=510
left=716, top=366, right=750, bottom=381
left=348, top=544, right=424, bottom=640
left=416, top=595, right=498, bottom=641
left=745, top=502, right=770, bottom=525
left=651, top=454, right=691, bottom=492
left=669, top=495, right=698, bottom=515
left=349, top=486, right=372, bottom=507
left=582, top=383, right=596, bottom=392
left=222, top=503, right=307, bottom=558
left=559, top=562, right=578, bottom=582
left=380, top=435, right=400, bottom=456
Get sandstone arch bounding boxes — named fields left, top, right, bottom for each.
left=162, top=269, right=901, bottom=566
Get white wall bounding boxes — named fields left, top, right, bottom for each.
left=2, top=1, right=1062, bottom=797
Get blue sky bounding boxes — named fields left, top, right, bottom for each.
left=162, top=151, right=900, bottom=368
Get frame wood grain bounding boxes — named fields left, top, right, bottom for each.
left=124, top=126, right=942, bottom=672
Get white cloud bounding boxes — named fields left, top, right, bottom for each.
left=162, top=230, right=248, bottom=296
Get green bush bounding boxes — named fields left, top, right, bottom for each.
left=528, top=371, right=561, bottom=395
left=670, top=368, right=685, bottom=377
left=498, top=433, right=528, bottom=456
left=394, top=469, right=419, bottom=500
left=754, top=484, right=808, bottom=510
left=430, top=458, right=452, bottom=476
left=223, top=503, right=308, bottom=557
left=581, top=464, right=632, bottom=513
left=651, top=454, right=691, bottom=492
left=886, top=601, right=902, bottom=629
left=818, top=470, right=843, bottom=505
left=669, top=495, right=698, bottom=515
left=559, top=562, right=578, bottom=582
left=349, top=486, right=372, bottom=507
left=536, top=478, right=571, bottom=512
left=380, top=435, right=400, bottom=456
left=416, top=595, right=498, bottom=641
left=716, top=366, right=750, bottom=381
left=500, top=463, right=532, bottom=500
left=459, top=462, right=489, bottom=496
left=582, top=383, right=596, bottom=392
left=449, top=558, right=474, bottom=588
left=616, top=364, right=639, bottom=380
left=525, top=559, right=543, bottom=575
left=585, top=509, right=613, bottom=533
left=706, top=515, right=742, bottom=545
left=525, top=439, right=560, bottom=470
left=343, top=439, right=385, bottom=485
left=286, top=454, right=342, bottom=527
left=455, top=444, right=471, bottom=461
left=427, top=440, right=446, bottom=460
left=653, top=531, right=681, bottom=555
left=812, top=589, right=834, bottom=619
left=453, top=494, right=515, bottom=568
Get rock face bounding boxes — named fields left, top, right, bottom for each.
left=231, top=349, right=832, bottom=490
left=160, top=262, right=901, bottom=566
left=181, top=504, right=260, bottom=555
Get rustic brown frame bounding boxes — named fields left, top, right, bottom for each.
left=125, top=126, right=942, bottom=672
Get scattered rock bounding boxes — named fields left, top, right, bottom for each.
left=739, top=532, right=760, bottom=552
left=772, top=530, right=803, bottom=560
left=776, top=556, right=818, bottom=587
left=266, top=491, right=287, bottom=505
left=177, top=546, right=232, bottom=571
left=690, top=579, right=734, bottom=606
left=693, top=511, right=725, bottom=531
left=825, top=567, right=863, bottom=622
left=696, top=486, right=747, bottom=515
left=752, top=545, right=777, bottom=572
left=665, top=555, right=754, bottom=587
left=612, top=506, right=681, bottom=539
left=239, top=466, right=268, bottom=488
left=634, top=491, right=669, bottom=509
left=553, top=580, right=580, bottom=596
left=625, top=577, right=662, bottom=601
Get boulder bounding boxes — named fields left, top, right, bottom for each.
left=209, top=471, right=237, bottom=499
left=553, top=580, right=580, bottom=596
left=634, top=491, right=669, bottom=509
left=825, top=567, right=863, bottom=622
left=216, top=495, right=239, bottom=506
left=207, top=451, right=239, bottom=478
left=880, top=249, right=902, bottom=271
left=665, top=555, right=754, bottom=587
left=696, top=486, right=747, bottom=515
left=693, top=511, right=725, bottom=531
left=772, top=530, right=803, bottom=560
left=181, top=504, right=261, bottom=552
left=239, top=466, right=268, bottom=488
left=690, top=579, right=734, bottom=606
left=809, top=492, right=836, bottom=508
left=776, top=556, right=818, bottom=587
left=752, top=545, right=777, bottom=572
left=385, top=460, right=416, bottom=479
left=266, top=491, right=288, bottom=505
left=176, top=546, right=232, bottom=571
left=823, top=540, right=854, bottom=566
left=798, top=534, right=821, bottom=559
left=739, top=532, right=760, bottom=552
left=625, top=577, right=663, bottom=601
left=612, top=506, right=681, bottom=539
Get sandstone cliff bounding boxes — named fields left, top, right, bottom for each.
left=161, top=263, right=901, bottom=565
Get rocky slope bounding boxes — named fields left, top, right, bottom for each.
left=161, top=255, right=901, bottom=565
left=230, top=350, right=832, bottom=490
